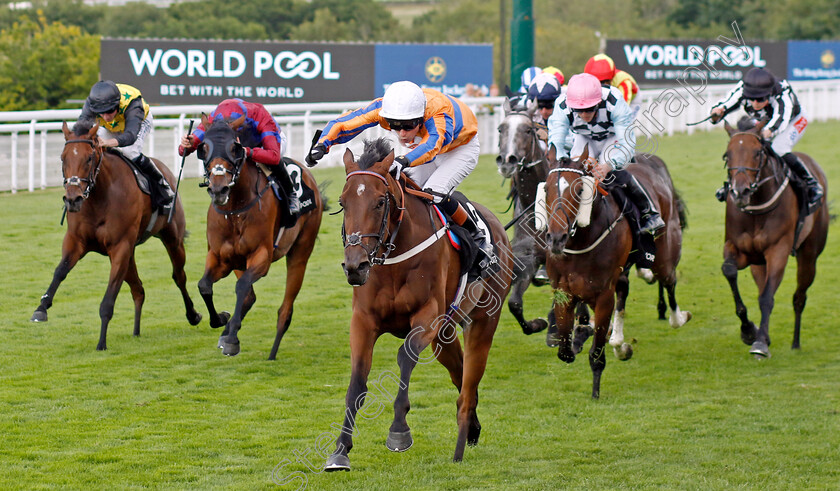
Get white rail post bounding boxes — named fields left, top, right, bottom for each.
left=11, top=132, right=18, bottom=193
left=40, top=129, right=47, bottom=189
left=28, top=120, right=36, bottom=192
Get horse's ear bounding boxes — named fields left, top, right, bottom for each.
left=547, top=143, right=557, bottom=165
left=526, top=97, right=538, bottom=117
left=370, top=150, right=394, bottom=176
left=503, top=97, right=512, bottom=115
left=88, top=124, right=99, bottom=139
left=343, top=148, right=359, bottom=174
left=62, top=121, right=71, bottom=139
left=724, top=120, right=737, bottom=137
left=230, top=114, right=247, bottom=130
left=579, top=143, right=590, bottom=163
left=753, top=119, right=768, bottom=134
left=201, top=112, right=211, bottom=128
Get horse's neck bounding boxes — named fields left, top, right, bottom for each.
left=391, top=192, right=437, bottom=250
left=568, top=194, right=618, bottom=244
left=754, top=155, right=788, bottom=202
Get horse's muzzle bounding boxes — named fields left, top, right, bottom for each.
left=730, top=185, right=753, bottom=208
left=495, top=155, right=517, bottom=178
left=208, top=186, right=231, bottom=206
left=63, top=195, right=83, bottom=213
left=547, top=232, right=569, bottom=255
left=342, top=260, right=371, bottom=286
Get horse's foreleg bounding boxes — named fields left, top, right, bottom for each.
left=222, top=254, right=270, bottom=357
left=198, top=253, right=232, bottom=331
left=590, top=292, right=615, bottom=399
left=160, top=229, right=202, bottom=326
left=268, top=240, right=316, bottom=361
left=96, top=244, right=134, bottom=351
left=123, top=255, right=145, bottom=337
left=722, top=248, right=755, bottom=345
left=752, top=247, right=790, bottom=358
left=507, top=259, right=548, bottom=335
left=610, top=272, right=630, bottom=351
left=554, top=298, right=577, bottom=363
left=325, top=316, right=377, bottom=472
left=31, top=237, right=86, bottom=323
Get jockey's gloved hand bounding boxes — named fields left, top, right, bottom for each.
left=306, top=144, right=326, bottom=167
left=390, top=156, right=409, bottom=179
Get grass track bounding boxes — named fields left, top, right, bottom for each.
left=1, top=122, right=838, bottom=489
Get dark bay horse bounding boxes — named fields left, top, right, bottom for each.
left=543, top=146, right=690, bottom=398
left=720, top=120, right=829, bottom=358
left=324, top=138, right=513, bottom=470
left=31, top=122, right=202, bottom=349
left=496, top=97, right=553, bottom=338
left=196, top=114, right=323, bottom=359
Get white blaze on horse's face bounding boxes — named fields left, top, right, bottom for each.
left=212, top=164, right=226, bottom=176
left=575, top=176, right=596, bottom=228
left=356, top=183, right=366, bottom=196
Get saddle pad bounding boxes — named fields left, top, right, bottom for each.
left=265, top=158, right=318, bottom=228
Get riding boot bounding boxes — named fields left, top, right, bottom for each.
left=439, top=197, right=496, bottom=263
left=623, top=173, right=665, bottom=235
left=782, top=153, right=823, bottom=214
left=134, top=154, right=174, bottom=212
left=274, top=161, right=301, bottom=214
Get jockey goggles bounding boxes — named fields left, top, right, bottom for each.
left=386, top=118, right=422, bottom=131
left=746, top=96, right=768, bottom=102
left=537, top=99, right=556, bottom=109
left=572, top=105, right=598, bottom=114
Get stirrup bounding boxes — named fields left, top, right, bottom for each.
left=640, top=213, right=665, bottom=235
left=534, top=266, right=549, bottom=282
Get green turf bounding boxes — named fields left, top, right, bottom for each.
left=1, top=122, right=838, bottom=489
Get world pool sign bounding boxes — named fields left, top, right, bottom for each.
left=100, top=38, right=492, bottom=105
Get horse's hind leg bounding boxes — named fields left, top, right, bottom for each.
left=722, top=253, right=756, bottom=345
left=31, top=237, right=86, bottom=323
left=657, top=282, right=667, bottom=320
left=661, top=270, right=691, bottom=328
left=269, top=236, right=317, bottom=361
left=609, top=272, right=632, bottom=360
left=160, top=229, right=202, bottom=326
left=791, top=248, right=818, bottom=350
left=508, top=267, right=548, bottom=335
left=123, top=255, right=145, bottom=337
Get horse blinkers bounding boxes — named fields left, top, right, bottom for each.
left=199, top=139, right=247, bottom=205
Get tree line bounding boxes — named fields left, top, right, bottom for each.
left=1, top=0, right=836, bottom=111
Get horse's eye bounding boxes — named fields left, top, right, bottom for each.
left=376, top=197, right=386, bottom=209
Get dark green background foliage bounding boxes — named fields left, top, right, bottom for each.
left=2, top=0, right=839, bottom=110
left=0, top=122, right=838, bottom=488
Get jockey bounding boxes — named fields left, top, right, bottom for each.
left=510, top=66, right=542, bottom=111
left=179, top=99, right=300, bottom=214
left=76, top=80, right=174, bottom=213
left=584, top=54, right=641, bottom=116
left=527, top=72, right=561, bottom=125
left=710, top=67, right=823, bottom=213
left=306, top=80, right=494, bottom=264
left=548, top=73, right=665, bottom=236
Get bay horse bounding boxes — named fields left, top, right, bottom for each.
left=543, top=145, right=691, bottom=398
left=496, top=97, right=553, bottom=339
left=31, top=122, right=202, bottom=350
left=324, top=138, right=513, bottom=470
left=196, top=114, right=323, bottom=359
left=720, top=120, right=829, bottom=358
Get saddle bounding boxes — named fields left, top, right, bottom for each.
left=259, top=158, right=317, bottom=228
left=609, top=187, right=656, bottom=270
left=435, top=191, right=498, bottom=283
left=111, top=150, right=153, bottom=197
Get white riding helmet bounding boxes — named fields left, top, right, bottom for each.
left=379, top=81, right=427, bottom=120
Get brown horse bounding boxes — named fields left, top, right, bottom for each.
left=323, top=138, right=513, bottom=470
left=543, top=146, right=690, bottom=398
left=720, top=120, right=829, bottom=358
left=31, top=122, right=202, bottom=349
left=196, top=114, right=323, bottom=359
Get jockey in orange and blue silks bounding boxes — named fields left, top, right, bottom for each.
left=307, top=81, right=495, bottom=262
left=179, top=98, right=300, bottom=213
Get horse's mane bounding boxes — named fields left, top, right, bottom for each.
left=358, top=138, right=393, bottom=170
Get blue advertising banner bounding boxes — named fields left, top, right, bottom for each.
left=787, top=41, right=840, bottom=80
left=374, top=44, right=493, bottom=97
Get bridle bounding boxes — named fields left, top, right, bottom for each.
left=199, top=136, right=272, bottom=216
left=341, top=170, right=406, bottom=266
left=724, top=132, right=778, bottom=195
left=62, top=138, right=103, bottom=200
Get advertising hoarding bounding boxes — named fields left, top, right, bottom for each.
left=374, top=44, right=493, bottom=97
left=788, top=41, right=840, bottom=80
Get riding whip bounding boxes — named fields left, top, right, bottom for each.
left=687, top=114, right=715, bottom=126
left=168, top=119, right=194, bottom=223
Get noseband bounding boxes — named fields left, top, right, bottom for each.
left=62, top=139, right=103, bottom=200
left=342, top=171, right=406, bottom=266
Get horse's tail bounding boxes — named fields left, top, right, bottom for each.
left=673, top=186, right=688, bottom=230
left=318, top=180, right=331, bottom=212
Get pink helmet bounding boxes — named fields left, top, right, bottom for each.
left=565, top=73, right=603, bottom=109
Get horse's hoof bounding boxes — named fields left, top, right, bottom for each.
left=749, top=341, right=770, bottom=358
left=211, top=311, right=231, bottom=329
left=386, top=430, right=413, bottom=452
left=740, top=323, right=757, bottom=345
left=557, top=348, right=575, bottom=363
left=572, top=325, right=593, bottom=354
left=467, top=424, right=481, bottom=447
left=614, top=343, right=634, bottom=361
left=217, top=335, right=225, bottom=349
left=188, top=312, right=203, bottom=326
left=30, top=310, right=47, bottom=322
left=324, top=453, right=350, bottom=472
left=223, top=341, right=240, bottom=356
